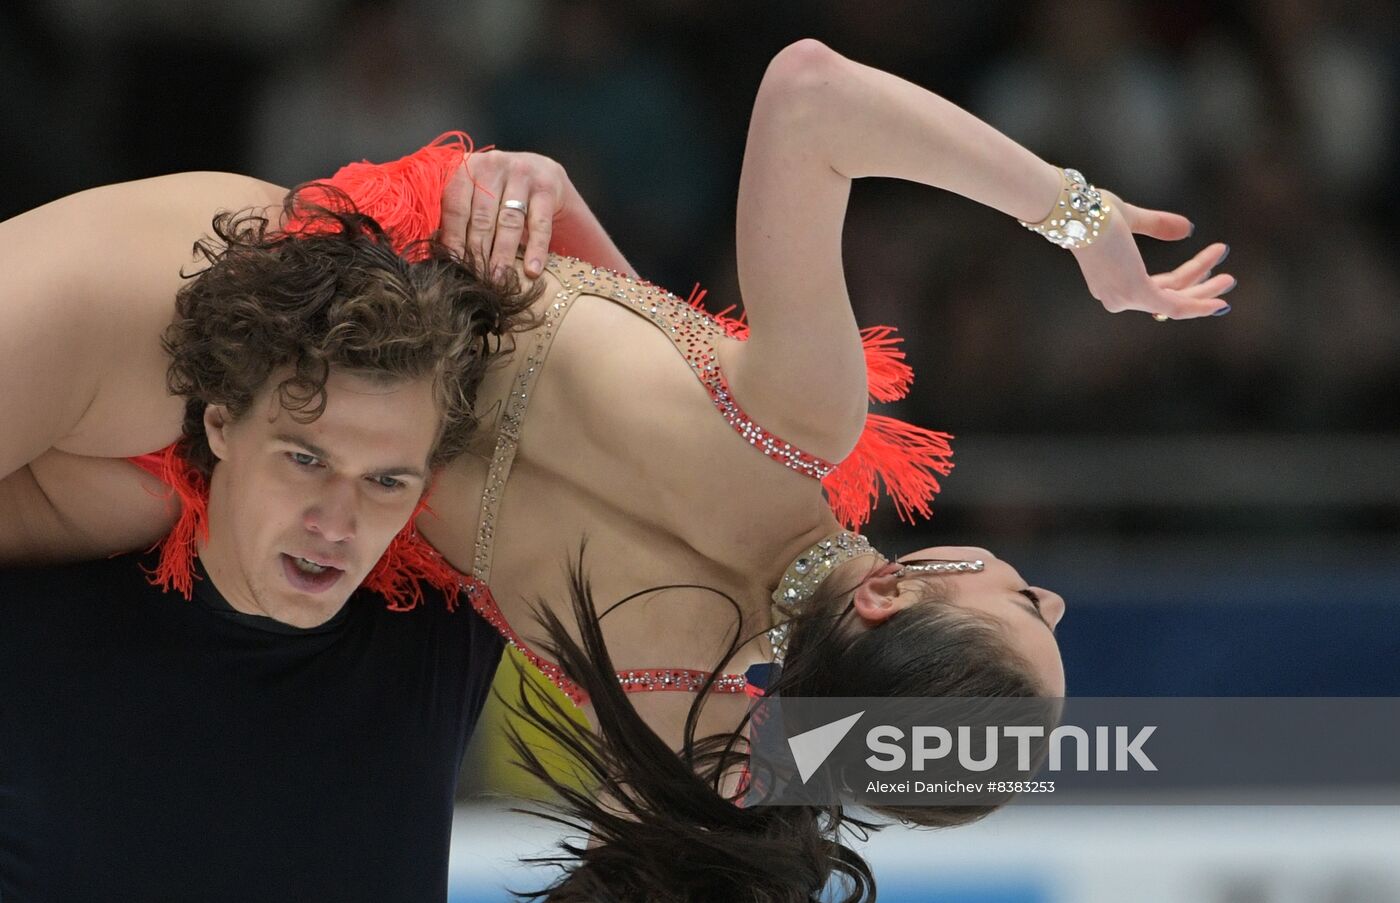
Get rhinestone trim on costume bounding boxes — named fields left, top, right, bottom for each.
left=471, top=284, right=577, bottom=583
left=554, top=256, right=836, bottom=480
left=464, top=581, right=747, bottom=706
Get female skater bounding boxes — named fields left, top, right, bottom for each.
left=0, top=40, right=1234, bottom=900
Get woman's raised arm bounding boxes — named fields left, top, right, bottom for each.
left=729, top=40, right=1233, bottom=458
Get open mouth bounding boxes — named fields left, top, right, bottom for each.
left=280, top=553, right=346, bottom=593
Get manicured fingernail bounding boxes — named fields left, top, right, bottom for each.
left=1188, top=222, right=1196, bottom=237
left=1212, top=304, right=1231, bottom=317
left=1217, top=245, right=1230, bottom=265
left=529, top=258, right=542, bottom=274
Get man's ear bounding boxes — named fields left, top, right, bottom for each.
left=852, top=572, right=902, bottom=625
left=203, top=405, right=232, bottom=461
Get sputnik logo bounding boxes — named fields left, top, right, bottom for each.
left=787, top=711, right=865, bottom=783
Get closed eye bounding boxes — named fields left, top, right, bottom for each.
left=1018, top=589, right=1055, bottom=634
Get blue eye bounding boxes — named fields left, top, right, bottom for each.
left=372, top=475, right=405, bottom=491
left=288, top=451, right=320, bottom=468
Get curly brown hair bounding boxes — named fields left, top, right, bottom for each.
left=164, top=186, right=539, bottom=478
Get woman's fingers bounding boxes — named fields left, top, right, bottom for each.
left=520, top=187, right=558, bottom=278
left=436, top=157, right=476, bottom=259
left=1145, top=275, right=1235, bottom=320
left=466, top=167, right=505, bottom=272
left=1082, top=192, right=1234, bottom=319
left=488, top=175, right=532, bottom=279
left=1120, top=199, right=1194, bottom=242
left=1151, top=242, right=1230, bottom=290
left=1157, top=292, right=1233, bottom=319
left=1181, top=272, right=1237, bottom=299
left=443, top=150, right=571, bottom=278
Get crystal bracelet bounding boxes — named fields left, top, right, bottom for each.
left=1018, top=167, right=1112, bottom=250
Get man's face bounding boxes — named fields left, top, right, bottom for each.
left=199, top=367, right=441, bottom=628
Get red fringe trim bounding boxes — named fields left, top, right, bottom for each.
left=363, top=500, right=462, bottom=613
left=687, top=288, right=950, bottom=529
left=821, top=415, right=954, bottom=529
left=284, top=131, right=491, bottom=259
left=130, top=446, right=209, bottom=599
left=859, top=325, right=914, bottom=404
left=687, top=285, right=749, bottom=339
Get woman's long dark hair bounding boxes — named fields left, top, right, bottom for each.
left=502, top=550, right=1045, bottom=902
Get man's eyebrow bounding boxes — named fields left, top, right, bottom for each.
left=273, top=433, right=427, bottom=481
left=376, top=464, right=429, bottom=480
left=275, top=434, right=331, bottom=460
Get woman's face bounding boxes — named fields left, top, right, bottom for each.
left=865, top=546, right=1067, bottom=696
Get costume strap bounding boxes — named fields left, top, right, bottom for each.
left=472, top=264, right=585, bottom=583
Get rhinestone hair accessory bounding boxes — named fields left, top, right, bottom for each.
left=896, top=559, right=985, bottom=576
left=768, top=532, right=882, bottom=665
left=767, top=533, right=989, bottom=664
left=1018, top=167, right=1113, bottom=250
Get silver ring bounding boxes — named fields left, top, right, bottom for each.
left=501, top=199, right=528, bottom=215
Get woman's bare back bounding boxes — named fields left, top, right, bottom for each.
left=421, top=261, right=836, bottom=699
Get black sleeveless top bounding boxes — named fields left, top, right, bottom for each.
left=0, top=553, right=503, bottom=902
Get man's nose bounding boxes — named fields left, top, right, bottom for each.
left=303, top=477, right=357, bottom=543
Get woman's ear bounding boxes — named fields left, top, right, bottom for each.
left=852, top=572, right=903, bottom=624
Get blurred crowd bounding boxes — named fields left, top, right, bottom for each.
left=3, top=0, right=1397, bottom=514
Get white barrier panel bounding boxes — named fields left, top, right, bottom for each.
left=448, top=803, right=1400, bottom=903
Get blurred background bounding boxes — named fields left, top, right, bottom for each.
left=4, top=0, right=1398, bottom=899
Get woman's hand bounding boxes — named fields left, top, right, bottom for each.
left=437, top=150, right=572, bottom=280
left=1072, top=191, right=1236, bottom=320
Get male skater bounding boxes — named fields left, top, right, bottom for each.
left=0, top=201, right=524, bottom=902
